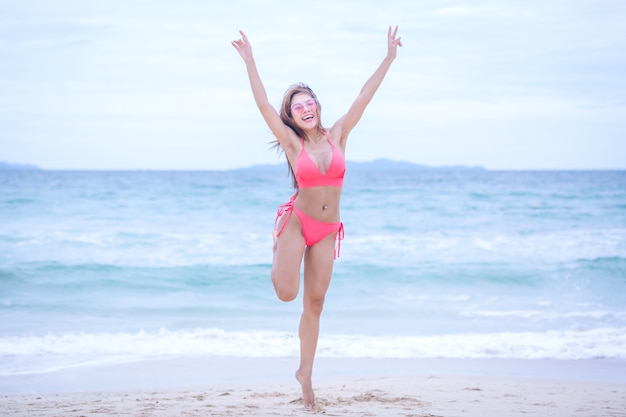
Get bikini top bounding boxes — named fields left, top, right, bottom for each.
left=295, top=131, right=346, bottom=189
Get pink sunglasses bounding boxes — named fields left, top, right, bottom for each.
left=291, top=99, right=317, bottom=114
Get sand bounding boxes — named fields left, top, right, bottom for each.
left=2, top=358, right=625, bottom=416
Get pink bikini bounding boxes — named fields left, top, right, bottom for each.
left=274, top=131, right=345, bottom=258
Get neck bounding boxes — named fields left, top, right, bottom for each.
left=305, top=128, right=324, bottom=143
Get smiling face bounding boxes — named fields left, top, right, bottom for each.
left=280, top=83, right=323, bottom=140
left=290, top=94, right=318, bottom=130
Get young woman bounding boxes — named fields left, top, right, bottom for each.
left=231, top=26, right=402, bottom=408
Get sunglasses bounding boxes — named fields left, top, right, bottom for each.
left=291, top=99, right=317, bottom=114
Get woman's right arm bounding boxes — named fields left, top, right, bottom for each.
left=231, top=31, right=296, bottom=151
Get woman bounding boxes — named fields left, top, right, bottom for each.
left=231, top=26, right=402, bottom=408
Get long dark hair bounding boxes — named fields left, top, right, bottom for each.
left=272, top=83, right=324, bottom=189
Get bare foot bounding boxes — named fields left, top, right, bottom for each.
left=295, top=370, right=315, bottom=409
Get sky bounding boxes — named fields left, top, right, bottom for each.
left=1, top=0, right=625, bottom=170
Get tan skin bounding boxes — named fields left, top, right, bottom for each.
left=232, top=26, right=402, bottom=409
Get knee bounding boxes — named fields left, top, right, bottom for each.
left=304, top=297, right=325, bottom=316
left=271, top=272, right=299, bottom=302
left=275, top=287, right=298, bottom=302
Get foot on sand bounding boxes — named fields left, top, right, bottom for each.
left=295, top=370, right=315, bottom=409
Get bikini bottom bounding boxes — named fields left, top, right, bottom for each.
left=274, top=193, right=344, bottom=259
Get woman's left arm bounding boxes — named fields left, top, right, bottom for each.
left=332, top=25, right=402, bottom=147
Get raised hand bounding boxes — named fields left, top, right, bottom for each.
left=231, top=30, right=253, bottom=62
left=387, top=25, right=403, bottom=59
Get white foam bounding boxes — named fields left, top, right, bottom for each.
left=460, top=310, right=626, bottom=320
left=344, top=228, right=626, bottom=265
left=1, top=229, right=273, bottom=267
left=1, top=327, right=625, bottom=375
left=4, top=223, right=625, bottom=268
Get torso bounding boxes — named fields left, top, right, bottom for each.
left=295, top=133, right=345, bottom=189
left=292, top=131, right=345, bottom=221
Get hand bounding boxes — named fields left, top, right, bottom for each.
left=387, top=25, right=402, bottom=59
left=231, top=30, right=253, bottom=61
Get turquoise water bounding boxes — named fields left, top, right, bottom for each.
left=1, top=169, right=625, bottom=375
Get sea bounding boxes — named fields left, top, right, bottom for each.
left=1, top=168, right=626, bottom=381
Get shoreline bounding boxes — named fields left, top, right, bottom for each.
left=3, top=357, right=625, bottom=395
left=3, top=358, right=625, bottom=417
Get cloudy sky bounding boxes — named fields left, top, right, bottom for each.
left=1, top=0, right=625, bottom=170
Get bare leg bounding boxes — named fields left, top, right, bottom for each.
left=296, top=233, right=336, bottom=408
left=271, top=211, right=305, bottom=302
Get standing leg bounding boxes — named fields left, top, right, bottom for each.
left=296, top=231, right=336, bottom=408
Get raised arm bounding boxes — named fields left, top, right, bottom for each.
left=231, top=30, right=296, bottom=151
left=332, top=26, right=402, bottom=147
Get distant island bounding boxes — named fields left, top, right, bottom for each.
left=347, top=159, right=485, bottom=171
left=0, top=159, right=485, bottom=172
left=0, top=161, right=42, bottom=170
left=238, top=158, right=485, bottom=172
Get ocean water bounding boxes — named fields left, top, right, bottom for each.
left=1, top=169, right=625, bottom=377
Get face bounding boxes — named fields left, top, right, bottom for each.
left=290, top=93, right=318, bottom=130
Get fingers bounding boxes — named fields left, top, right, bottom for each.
left=231, top=30, right=248, bottom=49
left=388, top=25, right=402, bottom=47
left=388, top=25, right=399, bottom=38
left=388, top=26, right=399, bottom=39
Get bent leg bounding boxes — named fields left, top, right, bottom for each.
left=296, top=230, right=337, bottom=407
left=271, top=210, right=305, bottom=302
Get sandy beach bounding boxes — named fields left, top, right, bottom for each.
left=2, top=358, right=625, bottom=416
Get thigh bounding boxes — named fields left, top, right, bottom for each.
left=302, top=231, right=337, bottom=300
left=273, top=210, right=306, bottom=291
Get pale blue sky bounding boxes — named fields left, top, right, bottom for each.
left=1, top=0, right=625, bottom=170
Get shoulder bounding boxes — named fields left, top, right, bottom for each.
left=326, top=124, right=348, bottom=152
left=279, top=128, right=304, bottom=164
left=278, top=125, right=303, bottom=152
